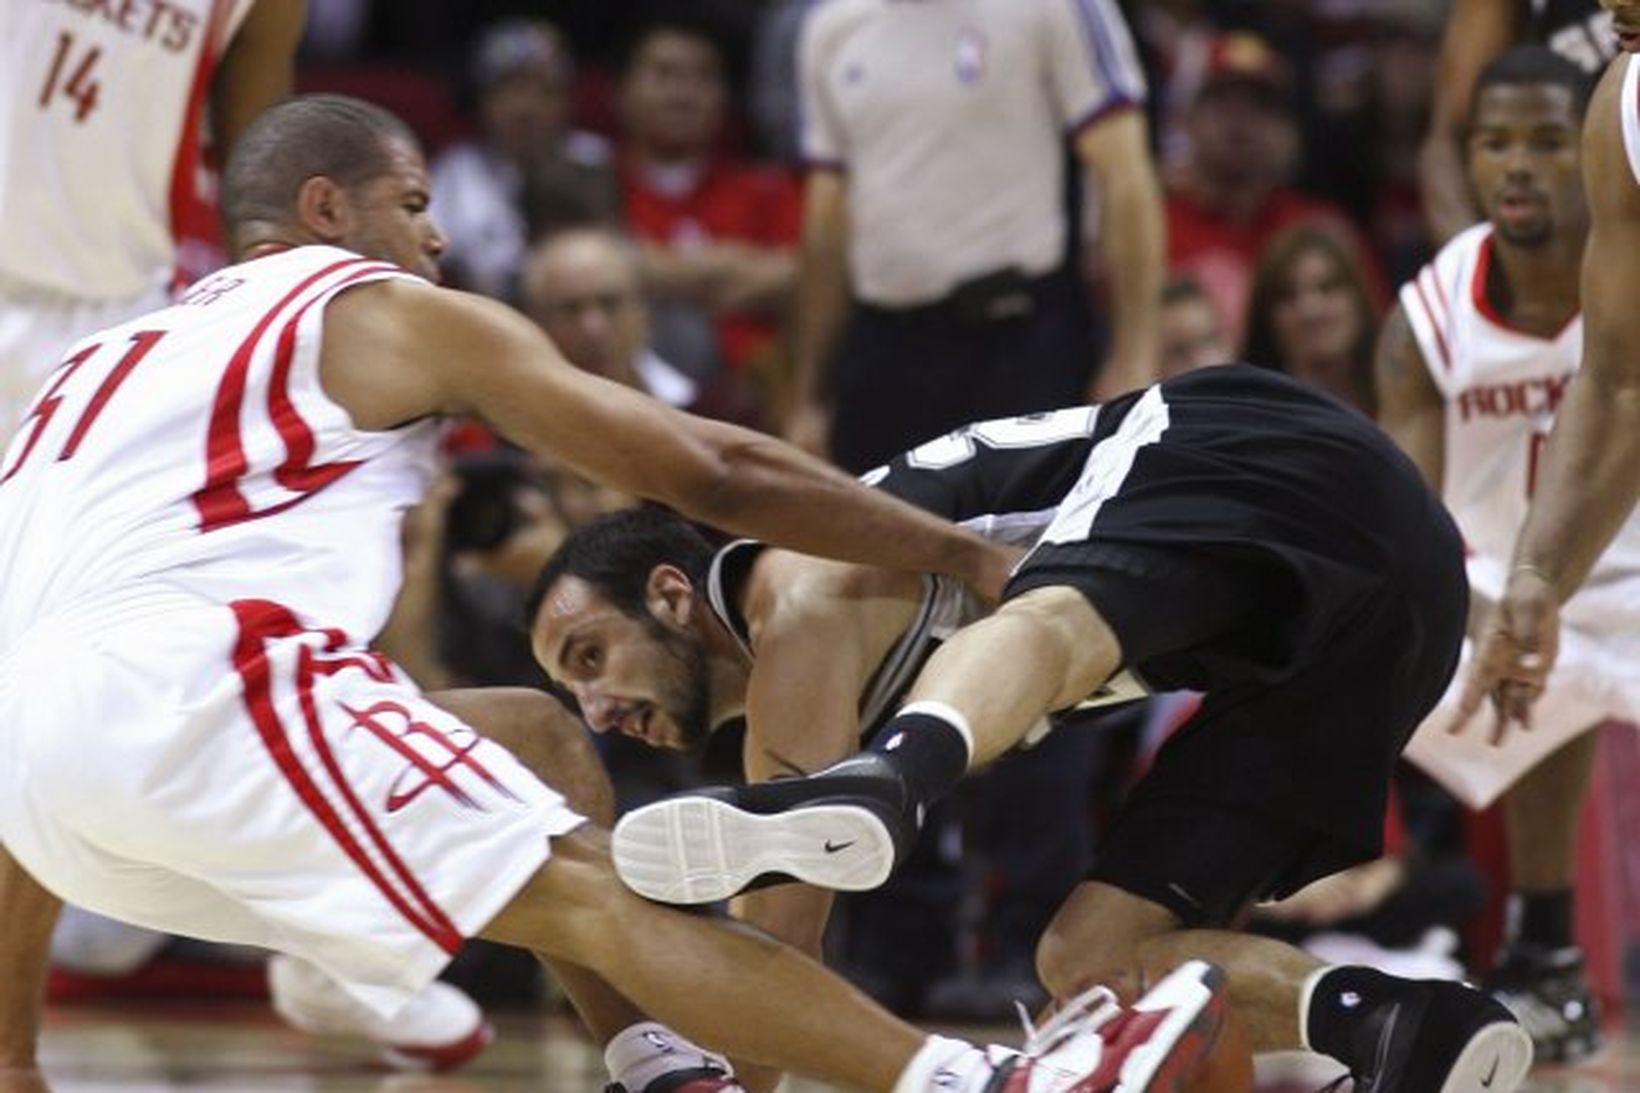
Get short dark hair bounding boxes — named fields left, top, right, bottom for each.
left=618, top=5, right=727, bottom=76
left=525, top=505, right=718, bottom=626
left=1472, top=45, right=1593, bottom=121
left=222, top=94, right=417, bottom=242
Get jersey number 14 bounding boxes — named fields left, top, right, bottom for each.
left=39, top=31, right=102, bottom=123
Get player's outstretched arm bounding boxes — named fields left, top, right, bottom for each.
left=320, top=281, right=1012, bottom=596
left=0, top=847, right=61, bottom=1077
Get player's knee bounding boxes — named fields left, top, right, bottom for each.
left=996, top=587, right=1121, bottom=701
left=483, top=827, right=635, bottom=961
left=431, top=687, right=615, bottom=825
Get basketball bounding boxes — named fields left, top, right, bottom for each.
left=1182, top=1003, right=1255, bottom=1093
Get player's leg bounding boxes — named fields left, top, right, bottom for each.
left=483, top=828, right=1225, bottom=1093
left=425, top=688, right=719, bottom=1086
left=0, top=844, right=60, bottom=1072
left=1491, top=730, right=1603, bottom=1062
left=1034, top=804, right=1532, bottom=1093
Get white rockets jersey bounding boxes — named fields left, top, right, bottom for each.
left=1623, top=54, right=1640, bottom=189
left=0, top=0, right=250, bottom=300
left=1398, top=223, right=1640, bottom=631
left=0, top=246, right=439, bottom=652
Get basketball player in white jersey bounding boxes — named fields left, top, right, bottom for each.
left=1, top=0, right=465, bottom=1068
left=0, top=94, right=1209, bottom=1093
left=0, top=1, right=305, bottom=440
left=2, top=1, right=500, bottom=1069
left=1378, top=46, right=1634, bottom=1063
left=1455, top=8, right=1640, bottom=735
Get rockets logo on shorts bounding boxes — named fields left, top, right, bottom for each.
left=343, top=701, right=522, bottom=814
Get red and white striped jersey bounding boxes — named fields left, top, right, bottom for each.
left=1623, top=54, right=1640, bottom=188
left=1399, top=223, right=1640, bottom=627
left=0, top=246, right=438, bottom=649
left=0, top=0, right=249, bottom=300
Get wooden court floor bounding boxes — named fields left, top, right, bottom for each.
left=31, top=1000, right=1640, bottom=1092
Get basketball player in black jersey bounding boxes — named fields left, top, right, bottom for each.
left=531, top=364, right=1534, bottom=1093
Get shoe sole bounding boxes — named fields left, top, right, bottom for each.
left=612, top=796, right=897, bottom=904
left=380, top=1020, right=495, bottom=1072
left=1114, top=961, right=1228, bottom=1093
left=1438, top=1022, right=1534, bottom=1093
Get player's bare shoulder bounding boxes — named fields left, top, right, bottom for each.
left=317, top=276, right=471, bottom=432
left=744, top=549, right=923, bottom=650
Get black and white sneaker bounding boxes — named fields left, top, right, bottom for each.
left=1345, top=980, right=1533, bottom=1093
left=1487, top=944, right=1604, bottom=1065
left=611, top=753, right=920, bottom=905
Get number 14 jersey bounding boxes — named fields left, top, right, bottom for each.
left=0, top=0, right=251, bottom=300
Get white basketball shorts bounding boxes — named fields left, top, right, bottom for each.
left=0, top=589, right=584, bottom=1017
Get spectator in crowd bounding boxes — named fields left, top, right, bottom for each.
left=1419, top=0, right=1616, bottom=245
left=1158, top=274, right=1236, bottom=379
left=524, top=225, right=704, bottom=414
left=1242, top=224, right=1381, bottom=415
left=430, top=18, right=616, bottom=304
left=615, top=12, right=802, bottom=396
left=1166, top=31, right=1383, bottom=345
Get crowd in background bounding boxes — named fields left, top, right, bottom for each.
left=16, top=0, right=1638, bottom=1055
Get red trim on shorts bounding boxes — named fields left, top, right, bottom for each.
left=1411, top=273, right=1452, bottom=372
left=192, top=259, right=395, bottom=530
left=229, top=598, right=464, bottom=954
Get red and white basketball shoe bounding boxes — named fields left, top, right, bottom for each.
left=983, top=959, right=1228, bottom=1093
left=268, top=954, right=493, bottom=1072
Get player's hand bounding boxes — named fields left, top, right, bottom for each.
left=969, top=542, right=1027, bottom=605
left=1449, top=567, right=1560, bottom=745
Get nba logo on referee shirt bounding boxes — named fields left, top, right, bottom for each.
left=343, top=700, right=522, bottom=812
left=954, top=29, right=987, bottom=84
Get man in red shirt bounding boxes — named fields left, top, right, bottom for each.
left=615, top=13, right=801, bottom=396
left=1165, top=32, right=1383, bottom=342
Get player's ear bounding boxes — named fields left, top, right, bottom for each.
left=293, top=175, right=353, bottom=243
left=645, top=564, right=696, bottom=627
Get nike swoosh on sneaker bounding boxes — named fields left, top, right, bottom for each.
left=1480, top=1055, right=1500, bottom=1088
left=824, top=839, right=855, bottom=853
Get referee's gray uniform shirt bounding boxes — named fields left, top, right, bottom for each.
left=799, top=0, right=1148, bottom=308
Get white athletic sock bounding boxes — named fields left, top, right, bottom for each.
left=891, top=1035, right=995, bottom=1093
left=604, top=1021, right=727, bottom=1092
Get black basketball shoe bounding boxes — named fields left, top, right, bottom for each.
left=1487, top=943, right=1604, bottom=1065
left=1341, top=980, right=1533, bottom=1093
left=611, top=753, right=921, bottom=905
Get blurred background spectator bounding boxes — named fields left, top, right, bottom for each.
left=615, top=12, right=801, bottom=421
left=429, top=19, right=615, bottom=303
left=1157, top=273, right=1237, bottom=379
left=1242, top=223, right=1383, bottom=415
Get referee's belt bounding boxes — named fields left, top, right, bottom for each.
left=863, top=267, right=1056, bottom=325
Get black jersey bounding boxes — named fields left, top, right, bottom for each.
left=1532, top=0, right=1616, bottom=73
